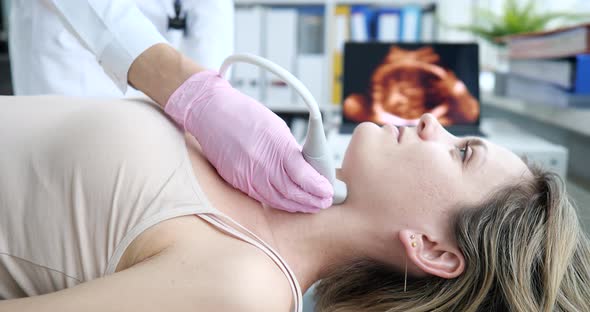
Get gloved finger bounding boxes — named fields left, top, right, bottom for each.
left=283, top=152, right=334, bottom=199
left=251, top=182, right=322, bottom=214
left=271, top=172, right=332, bottom=210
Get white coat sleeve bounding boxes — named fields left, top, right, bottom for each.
left=43, top=0, right=168, bottom=93
left=182, top=0, right=234, bottom=70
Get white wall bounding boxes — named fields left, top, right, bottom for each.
left=437, top=0, right=476, bottom=42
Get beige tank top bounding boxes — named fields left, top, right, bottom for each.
left=0, top=96, right=302, bottom=311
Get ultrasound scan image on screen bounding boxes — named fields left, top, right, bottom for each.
left=342, top=43, right=481, bottom=127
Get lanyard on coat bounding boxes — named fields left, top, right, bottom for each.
left=167, top=0, right=187, bottom=35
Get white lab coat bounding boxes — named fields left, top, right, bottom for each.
left=8, top=0, right=234, bottom=96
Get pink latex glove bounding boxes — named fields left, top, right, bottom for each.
left=165, top=70, right=334, bottom=213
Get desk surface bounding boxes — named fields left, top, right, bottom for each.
left=481, top=118, right=567, bottom=151
left=482, top=93, right=590, bottom=138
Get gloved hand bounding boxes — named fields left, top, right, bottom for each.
left=165, top=70, right=334, bottom=213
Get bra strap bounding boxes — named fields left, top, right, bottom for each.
left=198, top=213, right=302, bottom=312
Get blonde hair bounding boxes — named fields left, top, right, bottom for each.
left=314, top=166, right=590, bottom=311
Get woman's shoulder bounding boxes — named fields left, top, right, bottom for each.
left=2, top=217, right=294, bottom=312
left=211, top=244, right=294, bottom=312
left=122, top=215, right=294, bottom=312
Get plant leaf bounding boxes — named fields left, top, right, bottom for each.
left=447, top=0, right=590, bottom=43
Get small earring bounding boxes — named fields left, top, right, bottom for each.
left=405, top=234, right=417, bottom=292
left=404, top=255, right=408, bottom=292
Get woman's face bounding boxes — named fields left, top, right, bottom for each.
left=340, top=114, right=530, bottom=235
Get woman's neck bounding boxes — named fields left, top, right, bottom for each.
left=185, top=137, right=401, bottom=293
left=212, top=178, right=401, bottom=293
left=250, top=202, right=363, bottom=292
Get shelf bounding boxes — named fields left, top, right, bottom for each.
left=482, top=93, right=590, bottom=137
left=333, top=0, right=435, bottom=5
left=566, top=179, right=590, bottom=233
left=235, top=0, right=326, bottom=4
left=235, top=0, right=435, bottom=5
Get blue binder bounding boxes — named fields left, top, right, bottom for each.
left=400, top=5, right=422, bottom=42
left=574, top=54, right=590, bottom=94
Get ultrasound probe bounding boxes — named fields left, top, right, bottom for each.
left=219, top=53, right=348, bottom=205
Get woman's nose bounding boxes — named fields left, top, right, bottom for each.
left=417, top=113, right=450, bottom=141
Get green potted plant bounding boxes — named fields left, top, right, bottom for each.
left=456, top=0, right=587, bottom=47
left=451, top=0, right=589, bottom=95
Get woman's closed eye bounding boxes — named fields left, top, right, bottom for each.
left=458, top=140, right=473, bottom=162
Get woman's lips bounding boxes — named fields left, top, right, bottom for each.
left=383, top=124, right=400, bottom=143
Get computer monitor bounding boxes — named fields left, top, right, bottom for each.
left=342, top=42, right=480, bottom=128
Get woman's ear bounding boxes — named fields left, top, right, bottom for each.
left=399, top=229, right=465, bottom=279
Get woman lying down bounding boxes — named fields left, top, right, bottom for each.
left=0, top=96, right=589, bottom=312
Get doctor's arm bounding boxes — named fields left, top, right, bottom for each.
left=44, top=0, right=333, bottom=213
left=128, top=43, right=203, bottom=106
left=42, top=0, right=204, bottom=106
left=42, top=0, right=222, bottom=106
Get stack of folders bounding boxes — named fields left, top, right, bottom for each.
left=233, top=5, right=325, bottom=111
left=347, top=4, right=436, bottom=43
left=504, top=23, right=590, bottom=108
left=331, top=3, right=436, bottom=104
